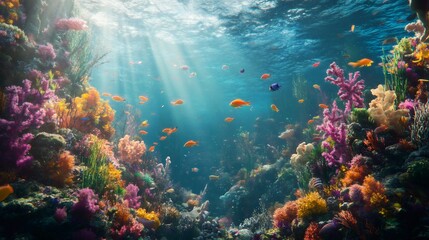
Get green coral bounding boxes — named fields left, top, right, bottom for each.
left=136, top=172, right=155, bottom=187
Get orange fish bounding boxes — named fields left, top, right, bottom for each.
left=271, top=104, right=279, bottom=112
left=260, top=73, right=271, bottom=80
left=313, top=84, right=321, bottom=90
left=149, top=146, right=155, bottom=152
left=230, top=99, right=251, bottom=108
left=160, top=136, right=167, bottom=141
left=312, top=61, right=320, bottom=67
left=102, top=92, right=112, bottom=97
left=139, top=95, right=149, bottom=102
left=112, top=95, right=126, bottom=102
left=224, top=117, right=234, bottom=122
left=184, top=140, right=198, bottom=147
left=308, top=119, right=315, bottom=124
left=0, top=184, right=13, bottom=202
left=141, top=120, right=149, bottom=127
left=348, top=58, right=373, bottom=68
left=139, top=130, right=148, bottom=135
left=162, top=127, right=178, bottom=135
left=319, top=104, right=329, bottom=109
left=350, top=24, right=355, bottom=32
left=171, top=99, right=184, bottom=105
left=191, top=167, right=199, bottom=173
left=298, top=99, right=305, bottom=103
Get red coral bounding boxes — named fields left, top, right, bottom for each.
left=304, top=222, right=321, bottom=240
left=273, top=201, right=298, bottom=229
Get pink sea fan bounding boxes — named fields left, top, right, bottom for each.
left=55, top=18, right=88, bottom=31
left=38, top=43, right=56, bottom=61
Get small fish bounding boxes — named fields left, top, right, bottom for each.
left=260, top=73, right=271, bottom=80
left=112, top=95, right=126, bottom=102
left=271, top=104, right=279, bottom=112
left=308, top=177, right=323, bottom=189
left=308, top=119, right=314, bottom=124
left=313, top=116, right=320, bottom=120
left=171, top=99, right=184, bottom=105
left=184, top=140, right=198, bottom=147
left=343, top=53, right=351, bottom=59
left=81, top=117, right=90, bottom=121
left=313, top=84, right=321, bottom=90
left=418, top=79, right=429, bottom=82
left=191, top=167, right=199, bottom=173
left=181, top=65, right=189, bottom=70
left=209, top=175, right=220, bottom=181
left=139, top=130, right=148, bottom=135
left=166, top=188, right=175, bottom=193
left=350, top=24, right=355, bottom=32
left=229, top=99, right=251, bottom=108
left=348, top=58, right=373, bottom=68
left=222, top=65, right=229, bottom=70
left=153, top=142, right=158, bottom=145
left=298, top=99, right=305, bottom=103
left=382, top=37, right=398, bottom=45
left=189, top=72, right=197, bottom=78
left=162, top=127, right=177, bottom=135
left=160, top=136, right=167, bottom=141
left=149, top=146, right=155, bottom=152
left=102, top=92, right=112, bottom=97
left=141, top=120, right=149, bottom=127
left=224, top=117, right=234, bottom=122
left=139, top=95, right=149, bottom=102
left=269, top=83, right=281, bottom=91
left=0, top=184, right=13, bottom=202
left=312, top=61, right=320, bottom=67
left=239, top=68, right=245, bottom=73
left=319, top=103, right=329, bottom=109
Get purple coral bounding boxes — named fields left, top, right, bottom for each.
left=325, top=62, right=365, bottom=114
left=54, top=206, right=67, bottom=223
left=38, top=43, right=56, bottom=61
left=71, top=188, right=99, bottom=223
left=0, top=79, right=55, bottom=167
left=316, top=101, right=349, bottom=166
left=124, top=184, right=141, bottom=209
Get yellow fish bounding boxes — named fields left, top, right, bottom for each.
left=209, top=175, right=220, bottom=181
left=141, top=120, right=149, bottom=127
left=298, top=99, right=305, bottom=103
left=348, top=58, right=373, bottom=68
left=166, top=188, right=175, bottom=193
left=229, top=99, right=251, bottom=108
left=313, top=84, right=320, bottom=90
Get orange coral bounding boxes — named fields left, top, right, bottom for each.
left=46, top=151, right=75, bottom=187
left=341, top=165, right=368, bottom=187
left=304, top=222, right=321, bottom=240
left=113, top=203, right=132, bottom=226
left=53, top=88, right=115, bottom=139
left=363, top=131, right=385, bottom=152
left=118, top=135, right=146, bottom=164
left=362, top=175, right=388, bottom=210
left=272, top=201, right=298, bottom=228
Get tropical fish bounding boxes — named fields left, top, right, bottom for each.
left=269, top=83, right=281, bottom=91
left=313, top=84, right=321, bottom=90
left=240, top=68, right=245, bottom=73
left=418, top=79, right=429, bottom=82
left=260, top=73, right=271, bottom=80
left=102, top=92, right=112, bottom=97
left=319, top=103, right=329, bottom=109
left=191, top=167, right=199, bottom=173
left=382, top=37, right=398, bottom=45
left=139, top=130, right=148, bottom=135
left=166, top=188, right=175, bottom=193
left=298, top=99, right=305, bottom=103
left=171, top=99, right=184, bottom=105
left=312, top=61, right=320, bottom=67
left=350, top=24, right=355, bottom=32
left=313, top=116, right=320, bottom=120
left=153, top=142, right=158, bottom=145
left=308, top=119, right=314, bottom=124
left=0, top=184, right=13, bottom=202
left=209, top=175, right=220, bottom=181
left=81, top=117, right=90, bottom=121
left=229, top=99, right=251, bottom=108
left=141, top=120, right=150, bottom=128
left=348, top=58, right=373, bottom=68
left=222, top=65, right=229, bottom=70
left=308, top=177, right=323, bottom=189
left=271, top=104, right=279, bottom=112
left=181, top=65, right=189, bottom=70
left=184, top=140, right=198, bottom=147
left=160, top=136, right=167, bottom=141
left=224, top=117, right=234, bottom=122
left=162, top=127, right=177, bottom=135
left=139, top=95, right=149, bottom=102
left=189, top=72, right=197, bottom=78
left=149, top=146, right=155, bottom=152
left=112, top=95, right=126, bottom=102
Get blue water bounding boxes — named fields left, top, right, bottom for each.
left=78, top=0, right=411, bottom=191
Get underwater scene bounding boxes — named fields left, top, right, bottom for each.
left=1, top=0, right=429, bottom=239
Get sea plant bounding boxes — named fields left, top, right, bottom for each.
left=81, top=137, right=109, bottom=195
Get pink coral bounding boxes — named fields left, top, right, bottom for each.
left=55, top=18, right=88, bottom=31
left=54, top=206, right=67, bottom=223
left=38, top=43, right=56, bottom=61
left=124, top=184, right=141, bottom=209
left=118, top=135, right=146, bottom=164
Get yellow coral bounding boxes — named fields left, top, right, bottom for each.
left=362, top=175, right=388, bottom=210
left=296, top=192, right=328, bottom=219
left=136, top=208, right=161, bottom=229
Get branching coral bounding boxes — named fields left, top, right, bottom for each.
left=53, top=88, right=115, bottom=139
left=368, top=85, right=409, bottom=135
left=124, top=184, right=141, bottom=209
left=136, top=208, right=161, bottom=229
left=71, top=188, right=99, bottom=223
left=296, top=192, right=328, bottom=219
left=118, top=135, right=146, bottom=165
left=272, top=201, right=298, bottom=229
left=46, top=150, right=75, bottom=187
left=361, top=176, right=388, bottom=211
left=55, top=18, right=88, bottom=31
left=304, top=222, right=321, bottom=240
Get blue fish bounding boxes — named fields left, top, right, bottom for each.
left=239, top=68, right=245, bottom=73
left=269, top=83, right=281, bottom=91
left=81, top=117, right=90, bottom=121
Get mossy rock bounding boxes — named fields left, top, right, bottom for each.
left=402, top=159, right=429, bottom=187
left=30, top=132, right=66, bottom=162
